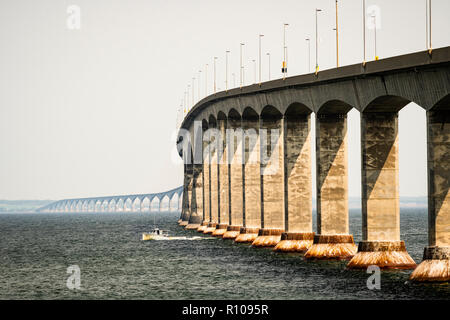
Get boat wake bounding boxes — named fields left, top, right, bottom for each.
left=152, top=236, right=215, bottom=241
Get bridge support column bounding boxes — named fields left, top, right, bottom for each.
left=235, top=112, right=261, bottom=243
left=305, top=113, right=357, bottom=260
left=212, top=117, right=230, bottom=237
left=186, top=163, right=203, bottom=230
left=275, top=112, right=314, bottom=252
left=223, top=115, right=244, bottom=240
left=348, top=112, right=415, bottom=269
left=205, top=125, right=219, bottom=234
left=198, top=126, right=210, bottom=233
left=252, top=111, right=284, bottom=247
left=411, top=109, right=450, bottom=281
left=179, top=164, right=193, bottom=227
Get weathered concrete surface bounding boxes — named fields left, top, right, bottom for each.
left=411, top=109, right=450, bottom=281
left=284, top=114, right=312, bottom=233
left=204, top=222, right=217, bottom=234
left=305, top=235, right=356, bottom=260
left=228, top=114, right=244, bottom=229
left=243, top=117, right=261, bottom=229
left=210, top=135, right=219, bottom=225
left=223, top=225, right=241, bottom=239
left=347, top=240, right=416, bottom=269
left=252, top=228, right=283, bottom=247
left=203, top=129, right=211, bottom=225
left=186, top=164, right=203, bottom=229
left=427, top=110, right=450, bottom=247
left=315, top=114, right=349, bottom=235
left=212, top=223, right=228, bottom=237
left=235, top=227, right=259, bottom=243
left=218, top=118, right=230, bottom=226
left=180, top=164, right=193, bottom=226
left=348, top=112, right=414, bottom=268
left=361, top=112, right=400, bottom=241
left=275, top=113, right=313, bottom=252
left=197, top=221, right=208, bottom=232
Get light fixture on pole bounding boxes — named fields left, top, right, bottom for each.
left=335, top=0, right=339, bottom=67
left=282, top=23, right=289, bottom=80
left=252, top=59, right=256, bottom=84
left=426, top=0, right=432, bottom=54
left=305, top=37, right=311, bottom=73
left=372, top=14, right=378, bottom=60
left=363, top=0, right=366, bottom=66
left=214, top=57, right=218, bottom=93
left=259, top=34, right=264, bottom=85
left=240, top=43, right=245, bottom=88
left=205, top=64, right=208, bottom=97
left=266, top=52, right=271, bottom=80
left=315, top=9, right=322, bottom=75
left=226, top=50, right=230, bottom=91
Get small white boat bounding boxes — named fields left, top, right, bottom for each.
left=142, top=227, right=171, bottom=241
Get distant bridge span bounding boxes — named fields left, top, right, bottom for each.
left=37, top=186, right=183, bottom=213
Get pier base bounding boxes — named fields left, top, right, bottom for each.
left=410, top=246, right=450, bottom=282
left=179, top=221, right=188, bottom=227
left=235, top=227, right=259, bottom=243
left=211, top=224, right=228, bottom=237
left=222, top=225, right=241, bottom=240
left=274, top=232, right=315, bottom=253
left=177, top=219, right=182, bottom=224
left=185, top=223, right=201, bottom=230
left=197, top=221, right=208, bottom=233
left=203, top=222, right=217, bottom=234
left=252, top=229, right=283, bottom=248
left=304, top=235, right=357, bottom=260
left=347, top=240, right=416, bottom=269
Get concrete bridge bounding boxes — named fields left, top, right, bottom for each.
left=37, top=186, right=183, bottom=213
left=177, top=47, right=450, bottom=282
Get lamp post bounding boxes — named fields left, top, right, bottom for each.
left=187, top=85, right=190, bottom=111
left=372, top=14, right=378, bottom=60
left=315, top=9, right=322, bottom=75
left=335, top=0, right=339, bottom=67
left=305, top=38, right=311, bottom=73
left=252, top=59, right=256, bottom=84
left=205, top=64, right=208, bottom=97
left=266, top=52, right=271, bottom=80
left=240, top=43, right=245, bottom=88
left=214, top=57, right=218, bottom=93
left=226, top=50, right=230, bottom=91
left=259, top=34, right=264, bottom=85
left=282, top=23, right=289, bottom=80
left=363, top=0, right=366, bottom=65
left=192, top=77, right=195, bottom=105
left=198, top=70, right=201, bottom=100
left=426, top=0, right=432, bottom=53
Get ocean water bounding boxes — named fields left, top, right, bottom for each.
left=0, top=208, right=449, bottom=300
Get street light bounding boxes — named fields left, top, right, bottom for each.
left=363, top=0, right=366, bottom=65
left=282, top=23, right=289, bottom=80
left=205, top=64, right=208, bottom=97
left=335, top=0, right=339, bottom=67
left=372, top=14, right=378, bottom=60
left=214, top=57, right=218, bottom=93
left=426, top=0, right=432, bottom=54
left=226, top=50, right=230, bottom=91
left=259, top=34, right=264, bottom=85
left=252, top=59, right=256, bottom=84
left=315, top=9, right=322, bottom=75
left=240, top=43, right=245, bottom=88
left=192, top=77, right=195, bottom=105
left=266, top=53, right=271, bottom=80
left=305, top=38, right=311, bottom=73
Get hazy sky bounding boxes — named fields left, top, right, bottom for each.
left=0, top=0, right=449, bottom=200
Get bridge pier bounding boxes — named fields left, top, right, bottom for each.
left=223, top=112, right=244, bottom=240
left=252, top=107, right=284, bottom=247
left=348, top=112, right=415, bottom=269
left=198, top=122, right=210, bottom=233
left=305, top=112, right=357, bottom=260
left=411, top=109, right=450, bottom=281
left=235, top=110, right=261, bottom=243
left=179, top=163, right=192, bottom=226
left=212, top=116, right=230, bottom=237
left=275, top=109, right=314, bottom=252
left=204, top=118, right=219, bottom=234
